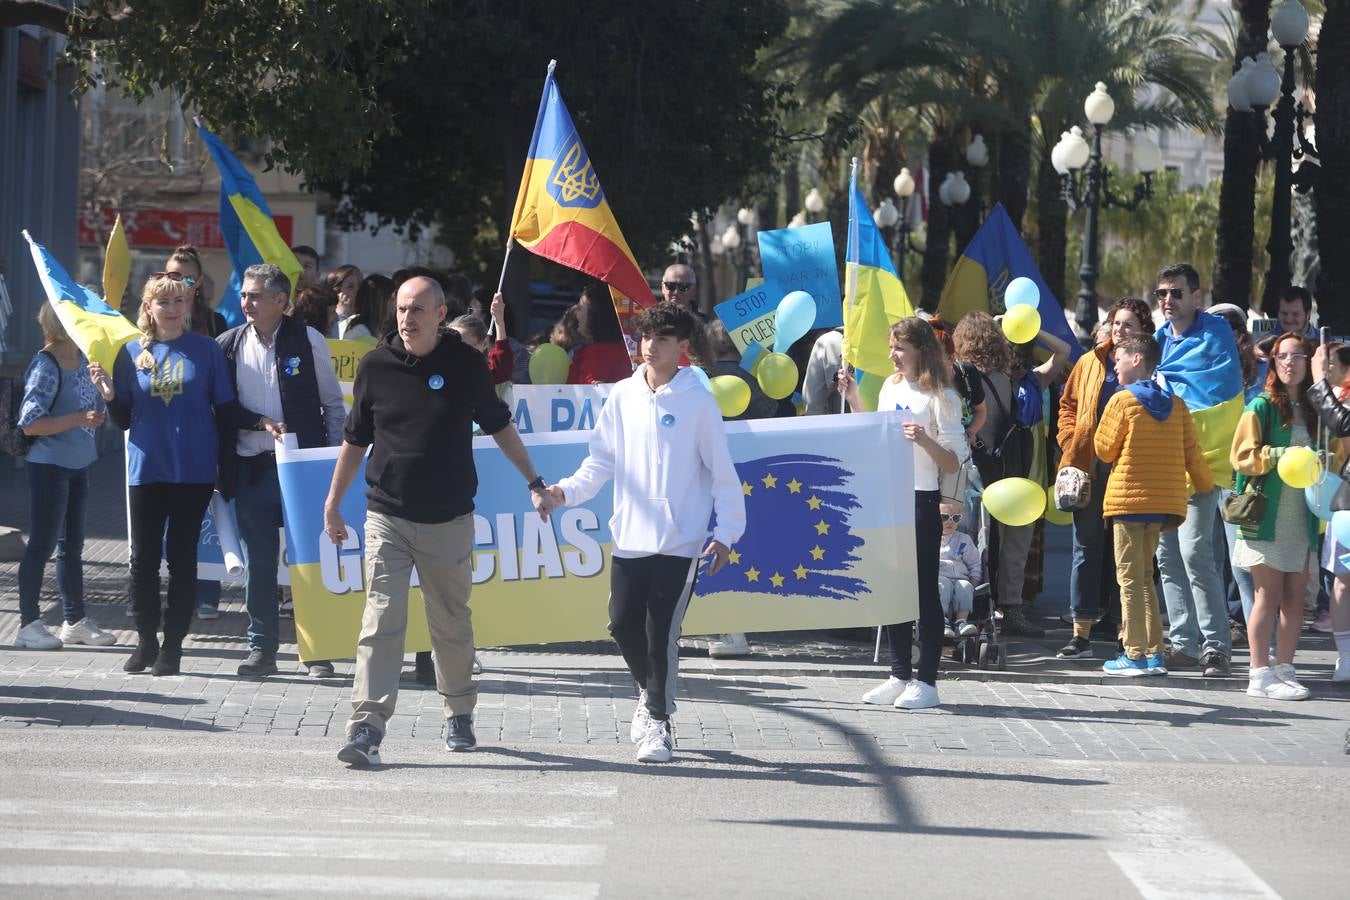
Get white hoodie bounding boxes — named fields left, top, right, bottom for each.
left=558, top=365, right=746, bottom=558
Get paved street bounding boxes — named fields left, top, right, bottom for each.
left=3, top=452, right=1350, bottom=897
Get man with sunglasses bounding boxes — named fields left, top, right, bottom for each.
left=1151, top=262, right=1240, bottom=678
left=661, top=263, right=706, bottom=321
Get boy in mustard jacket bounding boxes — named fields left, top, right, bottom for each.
left=1094, top=334, right=1215, bottom=676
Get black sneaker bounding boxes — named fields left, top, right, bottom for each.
left=1202, top=651, right=1231, bottom=677
left=445, top=714, right=477, bottom=752
left=999, top=606, right=1045, bottom=638
left=238, top=650, right=278, bottom=677
left=1057, top=636, right=1093, bottom=659
left=338, top=724, right=382, bottom=767
left=415, top=651, right=436, bottom=687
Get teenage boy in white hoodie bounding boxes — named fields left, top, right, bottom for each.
left=538, top=302, right=745, bottom=763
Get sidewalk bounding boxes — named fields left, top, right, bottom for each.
left=2, top=449, right=1346, bottom=694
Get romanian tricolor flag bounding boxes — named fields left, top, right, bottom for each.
left=23, top=230, right=139, bottom=373
left=1155, top=312, right=1245, bottom=483
left=196, top=121, right=302, bottom=328
left=842, top=162, right=914, bottom=391
left=937, top=203, right=1082, bottom=362
left=508, top=61, right=654, bottom=355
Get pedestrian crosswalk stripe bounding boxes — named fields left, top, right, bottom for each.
left=2, top=829, right=605, bottom=867
left=0, top=866, right=600, bottom=899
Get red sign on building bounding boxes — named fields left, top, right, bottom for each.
left=77, top=207, right=294, bottom=250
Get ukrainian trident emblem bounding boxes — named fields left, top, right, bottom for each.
left=149, top=357, right=184, bottom=405
left=549, top=140, right=603, bottom=208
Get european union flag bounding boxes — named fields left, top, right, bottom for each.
left=700, top=453, right=866, bottom=601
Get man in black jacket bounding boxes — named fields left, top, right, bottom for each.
left=218, top=263, right=346, bottom=677
left=324, top=276, right=553, bottom=767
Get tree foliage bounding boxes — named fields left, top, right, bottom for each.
left=66, top=1, right=792, bottom=274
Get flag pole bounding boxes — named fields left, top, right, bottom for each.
left=841, top=156, right=859, bottom=415
left=491, top=58, right=558, bottom=340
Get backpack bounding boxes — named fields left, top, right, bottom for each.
left=1, top=350, right=61, bottom=458
left=972, top=372, right=1034, bottom=483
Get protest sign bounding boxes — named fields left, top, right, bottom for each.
left=714, top=283, right=781, bottom=355
left=757, top=222, right=842, bottom=328
left=278, top=413, right=917, bottom=661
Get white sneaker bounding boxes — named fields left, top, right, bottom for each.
left=195, top=605, right=219, bottom=621
left=59, top=618, right=116, bottom=647
left=16, top=621, right=62, bottom=650
left=708, top=633, right=751, bottom=658
left=1334, top=656, right=1350, bottom=684
left=636, top=719, right=674, bottom=763
left=471, top=654, right=483, bottom=676
left=1247, top=667, right=1309, bottom=701
left=861, top=676, right=906, bottom=705
left=895, top=679, right=941, bottom=710
left=956, top=619, right=978, bottom=637
left=630, top=691, right=653, bottom=743
left=943, top=621, right=956, bottom=641
left=1273, top=662, right=1312, bottom=700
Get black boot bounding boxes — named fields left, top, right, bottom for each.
left=152, top=635, right=183, bottom=676
left=1000, top=606, right=1046, bottom=638
left=124, top=636, right=160, bottom=673
left=415, top=650, right=436, bottom=686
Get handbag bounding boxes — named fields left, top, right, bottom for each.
left=1221, top=476, right=1267, bottom=529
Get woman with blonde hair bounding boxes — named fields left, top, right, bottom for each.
left=90, top=275, right=274, bottom=676
left=14, top=303, right=115, bottom=650
left=839, top=316, right=967, bottom=710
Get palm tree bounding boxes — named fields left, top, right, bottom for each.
left=807, top=0, right=1218, bottom=312
left=1214, top=1, right=1272, bottom=307
left=1315, top=2, right=1350, bottom=332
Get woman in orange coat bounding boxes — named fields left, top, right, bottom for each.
left=1055, top=297, right=1151, bottom=660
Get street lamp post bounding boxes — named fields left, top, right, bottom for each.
left=1257, top=0, right=1313, bottom=314
left=722, top=208, right=755, bottom=293
left=1053, top=82, right=1161, bottom=337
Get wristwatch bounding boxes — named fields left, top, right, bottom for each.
left=527, top=476, right=547, bottom=493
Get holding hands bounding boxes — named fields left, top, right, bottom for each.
left=531, top=484, right=565, bottom=521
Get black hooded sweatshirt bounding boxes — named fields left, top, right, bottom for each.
left=344, top=328, right=512, bottom=523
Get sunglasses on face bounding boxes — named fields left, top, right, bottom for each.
left=940, top=513, right=962, bottom=523
left=1153, top=287, right=1187, bottom=300
left=662, top=281, right=694, bottom=294
left=1273, top=352, right=1308, bottom=362
left=151, top=272, right=198, bottom=287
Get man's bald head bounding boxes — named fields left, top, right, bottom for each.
left=399, top=275, right=446, bottom=308
left=661, top=264, right=697, bottom=305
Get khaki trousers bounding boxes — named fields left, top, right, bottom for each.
left=348, top=511, right=476, bottom=738
left=1115, top=520, right=1164, bottom=659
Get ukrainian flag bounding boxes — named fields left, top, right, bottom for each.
left=23, top=230, right=140, bottom=373
left=937, top=203, right=1082, bottom=362
left=197, top=122, right=302, bottom=327
left=508, top=62, right=654, bottom=335
left=103, top=214, right=131, bottom=311
left=842, top=163, right=914, bottom=395
left=1155, top=313, right=1245, bottom=482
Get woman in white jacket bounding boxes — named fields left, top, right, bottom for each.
left=839, top=317, right=968, bottom=710
left=543, top=303, right=746, bottom=763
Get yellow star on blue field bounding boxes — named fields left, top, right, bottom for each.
left=769, top=572, right=785, bottom=588
left=810, top=545, right=825, bottom=560
left=806, top=494, right=822, bottom=510
left=745, top=566, right=761, bottom=583
left=787, top=478, right=803, bottom=494
left=814, top=520, right=830, bottom=535
left=728, top=550, right=741, bottom=565
left=761, top=473, right=778, bottom=488
left=742, top=481, right=753, bottom=496
left=793, top=564, right=809, bottom=580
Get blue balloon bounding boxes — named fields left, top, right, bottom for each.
left=1004, top=276, right=1040, bottom=310
left=688, top=365, right=711, bottom=391
left=1333, top=509, right=1350, bottom=546
left=1306, top=470, right=1344, bottom=522
left=773, top=291, right=817, bottom=353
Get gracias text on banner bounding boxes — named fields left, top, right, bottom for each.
left=277, top=413, right=918, bottom=661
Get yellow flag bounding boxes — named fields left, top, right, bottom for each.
left=102, top=214, right=131, bottom=310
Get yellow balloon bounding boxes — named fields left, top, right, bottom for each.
left=756, top=352, right=797, bottom=400
left=710, top=375, right=751, bottom=418
left=983, top=477, right=1046, bottom=527
left=1002, top=305, right=1041, bottom=345
left=528, top=343, right=570, bottom=385
left=1277, top=445, right=1320, bottom=490
left=1044, top=484, right=1073, bottom=525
